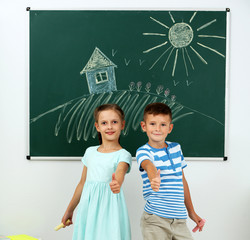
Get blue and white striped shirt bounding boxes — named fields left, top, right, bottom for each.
left=136, top=142, right=188, bottom=219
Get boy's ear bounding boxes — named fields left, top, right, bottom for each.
left=169, top=123, right=174, bottom=133
left=94, top=122, right=100, bottom=132
left=140, top=121, right=146, bottom=132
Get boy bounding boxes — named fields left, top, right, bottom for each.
left=136, top=103, right=203, bottom=240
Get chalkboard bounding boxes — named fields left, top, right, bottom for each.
left=29, top=10, right=228, bottom=159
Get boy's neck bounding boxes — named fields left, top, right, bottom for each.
left=148, top=140, right=168, bottom=149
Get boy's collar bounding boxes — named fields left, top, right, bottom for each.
left=146, top=141, right=169, bottom=150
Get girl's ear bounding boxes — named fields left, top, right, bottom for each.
left=140, top=121, right=146, bottom=132
left=121, top=120, right=125, bottom=130
left=95, top=122, right=100, bottom=132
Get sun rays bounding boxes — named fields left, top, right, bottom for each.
left=143, top=11, right=226, bottom=78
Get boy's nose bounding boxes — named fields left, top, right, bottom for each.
left=156, top=125, right=161, bottom=131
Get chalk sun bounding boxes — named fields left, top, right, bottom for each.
left=143, top=11, right=226, bottom=77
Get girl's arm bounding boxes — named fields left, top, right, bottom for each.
left=109, top=162, right=129, bottom=194
left=62, top=166, right=87, bottom=226
left=183, top=170, right=204, bottom=231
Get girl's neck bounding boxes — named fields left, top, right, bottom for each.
left=98, top=142, right=122, bottom=153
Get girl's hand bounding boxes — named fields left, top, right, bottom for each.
left=189, top=212, right=204, bottom=232
left=62, top=211, right=73, bottom=227
left=151, top=169, right=161, bottom=192
left=109, top=173, right=121, bottom=194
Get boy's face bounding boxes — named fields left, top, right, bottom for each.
left=141, top=113, right=173, bottom=148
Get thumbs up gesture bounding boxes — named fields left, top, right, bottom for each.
left=151, top=169, right=161, bottom=192
left=109, top=173, right=121, bottom=194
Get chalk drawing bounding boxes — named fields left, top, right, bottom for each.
left=124, top=58, right=131, bottom=66
left=197, top=19, right=217, bottom=32
left=30, top=10, right=227, bottom=145
left=197, top=42, right=225, bottom=58
left=80, top=47, right=117, bottom=94
left=112, top=49, right=117, bottom=56
left=189, top=12, right=197, bottom=23
left=31, top=85, right=223, bottom=143
left=143, top=12, right=226, bottom=79
left=139, top=59, right=145, bottom=66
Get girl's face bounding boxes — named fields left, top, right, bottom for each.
left=95, top=110, right=125, bottom=143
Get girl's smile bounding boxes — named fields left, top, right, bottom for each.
left=106, top=131, right=115, bottom=135
left=95, top=110, right=125, bottom=143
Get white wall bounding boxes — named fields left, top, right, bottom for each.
left=1, top=0, right=250, bottom=239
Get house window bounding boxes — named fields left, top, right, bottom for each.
left=95, top=71, right=108, bottom=84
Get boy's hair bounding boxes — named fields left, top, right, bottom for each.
left=94, top=103, right=125, bottom=144
left=143, top=102, right=172, bottom=121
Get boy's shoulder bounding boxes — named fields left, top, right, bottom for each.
left=136, top=142, right=181, bottom=151
left=136, top=143, right=151, bottom=152
left=166, top=141, right=181, bottom=149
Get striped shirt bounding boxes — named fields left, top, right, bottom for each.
left=136, top=142, right=188, bottom=219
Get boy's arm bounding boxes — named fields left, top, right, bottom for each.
left=183, top=170, right=204, bottom=231
left=62, top=166, right=87, bottom=226
left=141, top=160, right=161, bottom=192
left=109, top=162, right=129, bottom=194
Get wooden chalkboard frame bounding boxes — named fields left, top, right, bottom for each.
left=27, top=8, right=230, bottom=161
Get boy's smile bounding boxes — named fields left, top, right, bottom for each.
left=141, top=113, right=173, bottom=148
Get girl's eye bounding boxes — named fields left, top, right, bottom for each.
left=113, top=121, right=118, bottom=124
left=101, top=122, right=107, bottom=125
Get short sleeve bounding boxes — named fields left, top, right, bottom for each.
left=179, top=145, right=187, bottom=169
left=136, top=147, right=153, bottom=172
left=81, top=148, right=89, bottom=167
left=118, top=150, right=132, bottom=173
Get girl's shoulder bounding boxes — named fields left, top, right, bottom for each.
left=120, top=148, right=132, bottom=158
left=84, top=145, right=99, bottom=155
left=88, top=145, right=99, bottom=150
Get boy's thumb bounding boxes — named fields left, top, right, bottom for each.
left=112, top=173, right=116, bottom=181
left=156, top=169, right=161, bottom=178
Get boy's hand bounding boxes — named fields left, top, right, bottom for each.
left=192, top=219, right=206, bottom=232
left=151, top=169, right=161, bottom=192
left=189, top=212, right=204, bottom=232
left=109, top=173, right=121, bottom=194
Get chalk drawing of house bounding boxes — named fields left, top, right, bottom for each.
left=80, top=47, right=117, bottom=94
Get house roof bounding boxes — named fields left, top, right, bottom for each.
left=80, top=47, right=117, bottom=74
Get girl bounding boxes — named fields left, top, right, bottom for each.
left=61, top=104, right=132, bottom=240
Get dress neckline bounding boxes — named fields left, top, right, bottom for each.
left=96, top=146, right=123, bottom=154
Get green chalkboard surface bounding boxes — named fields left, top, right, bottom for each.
left=29, top=10, right=228, bottom=159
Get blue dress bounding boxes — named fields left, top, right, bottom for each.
left=72, top=146, right=132, bottom=240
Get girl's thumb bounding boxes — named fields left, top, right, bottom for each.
left=112, top=173, right=116, bottom=181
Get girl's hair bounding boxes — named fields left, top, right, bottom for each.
left=94, top=104, right=125, bottom=144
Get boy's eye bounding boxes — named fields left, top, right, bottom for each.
left=101, top=121, right=107, bottom=125
left=113, top=121, right=118, bottom=124
left=150, top=123, right=155, bottom=126
left=161, top=124, right=166, bottom=127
